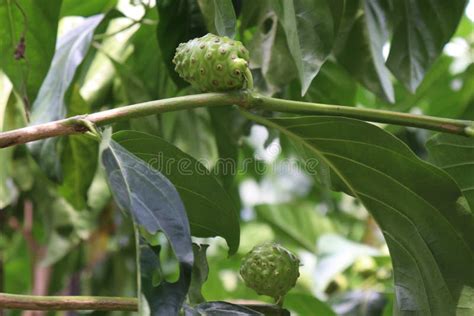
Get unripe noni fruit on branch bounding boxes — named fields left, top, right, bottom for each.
left=240, top=242, right=300, bottom=302
left=173, top=33, right=252, bottom=92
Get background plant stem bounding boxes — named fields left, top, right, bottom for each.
left=0, top=293, right=138, bottom=311
left=0, top=91, right=473, bottom=149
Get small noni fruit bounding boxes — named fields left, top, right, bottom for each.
left=172, top=33, right=251, bottom=92
left=240, top=242, right=300, bottom=300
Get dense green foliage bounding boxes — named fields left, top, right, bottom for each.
left=1, top=0, right=474, bottom=315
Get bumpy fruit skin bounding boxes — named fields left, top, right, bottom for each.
left=240, top=242, right=300, bottom=300
left=172, top=33, right=250, bottom=92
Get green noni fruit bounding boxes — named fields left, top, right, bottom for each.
left=240, top=242, right=300, bottom=301
left=172, top=33, right=251, bottom=92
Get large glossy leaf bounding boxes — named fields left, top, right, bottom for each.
left=277, top=0, right=334, bottom=95
left=387, top=0, right=467, bottom=92
left=101, top=133, right=193, bottom=315
left=27, top=14, right=104, bottom=181
left=336, top=0, right=394, bottom=102
left=427, top=134, right=474, bottom=212
left=0, top=0, right=61, bottom=103
left=197, top=0, right=236, bottom=38
left=245, top=113, right=474, bottom=315
left=113, top=130, right=240, bottom=254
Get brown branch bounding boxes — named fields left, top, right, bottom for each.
left=0, top=92, right=249, bottom=148
left=0, top=293, right=138, bottom=311
left=1, top=91, right=473, bottom=149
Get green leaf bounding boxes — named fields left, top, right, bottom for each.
left=198, top=0, right=236, bottom=38
left=188, top=243, right=209, bottom=304
left=24, top=167, right=94, bottom=265
left=27, top=14, right=104, bottom=181
left=40, top=197, right=93, bottom=265
left=3, top=233, right=31, bottom=293
left=59, top=134, right=98, bottom=210
left=421, top=63, right=474, bottom=119
left=187, top=301, right=264, bottom=315
left=277, top=0, right=335, bottom=95
left=288, top=60, right=357, bottom=106
left=240, top=0, right=297, bottom=94
left=245, top=113, right=474, bottom=314
left=60, top=0, right=117, bottom=17
left=108, top=56, right=162, bottom=135
left=58, top=87, right=98, bottom=210
left=29, top=14, right=104, bottom=124
left=109, top=57, right=151, bottom=103
left=162, top=109, right=219, bottom=163
left=0, top=0, right=62, bottom=103
left=208, top=106, right=243, bottom=193
left=140, top=240, right=192, bottom=316
left=101, top=133, right=193, bottom=315
left=255, top=202, right=334, bottom=252
left=125, top=8, right=175, bottom=100
left=426, top=134, right=474, bottom=212
left=387, top=0, right=467, bottom=92
left=335, top=0, right=394, bottom=102
left=0, top=72, right=15, bottom=208
left=284, top=292, right=336, bottom=316
left=113, top=130, right=240, bottom=254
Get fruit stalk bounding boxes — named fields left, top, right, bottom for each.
left=0, top=91, right=473, bottom=149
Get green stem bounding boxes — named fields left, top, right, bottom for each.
left=244, top=68, right=254, bottom=90
left=0, top=92, right=249, bottom=148
left=0, top=91, right=473, bottom=149
left=0, top=293, right=138, bottom=311
left=133, top=221, right=142, bottom=314
left=250, top=94, right=474, bottom=136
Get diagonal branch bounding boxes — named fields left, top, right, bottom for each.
left=0, top=92, right=249, bottom=148
left=1, top=91, right=473, bottom=149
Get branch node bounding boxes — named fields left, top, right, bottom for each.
left=466, top=126, right=474, bottom=138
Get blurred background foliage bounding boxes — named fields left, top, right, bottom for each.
left=0, top=0, right=473, bottom=315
